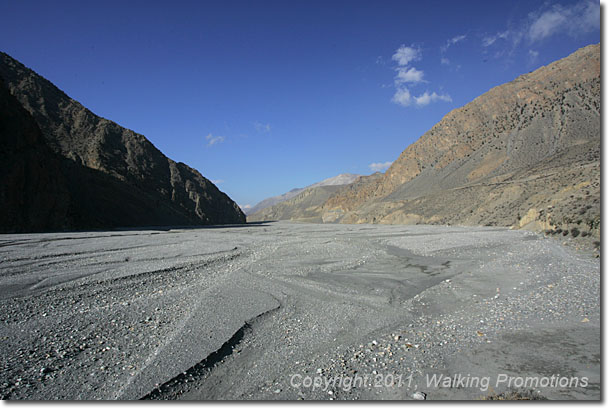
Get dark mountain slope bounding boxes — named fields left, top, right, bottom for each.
left=0, top=52, right=245, bottom=232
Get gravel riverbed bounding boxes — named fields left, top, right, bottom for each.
left=0, top=221, right=600, bottom=400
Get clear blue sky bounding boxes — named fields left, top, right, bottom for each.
left=0, top=0, right=600, bottom=208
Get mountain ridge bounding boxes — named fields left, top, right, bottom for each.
left=245, top=173, right=360, bottom=216
left=248, top=173, right=380, bottom=223
left=252, top=44, right=600, bottom=242
left=325, top=43, right=600, bottom=216
left=0, top=52, right=245, bottom=232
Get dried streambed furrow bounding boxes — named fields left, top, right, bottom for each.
left=0, top=222, right=600, bottom=400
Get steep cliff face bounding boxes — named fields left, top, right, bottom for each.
left=321, top=44, right=600, bottom=237
left=0, top=80, right=71, bottom=232
left=0, top=52, right=245, bottom=232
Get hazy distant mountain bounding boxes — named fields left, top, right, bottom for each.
left=247, top=173, right=379, bottom=223
left=245, top=173, right=360, bottom=216
left=321, top=44, right=600, bottom=239
left=0, top=52, right=245, bottom=232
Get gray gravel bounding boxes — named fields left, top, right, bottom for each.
left=0, top=222, right=600, bottom=400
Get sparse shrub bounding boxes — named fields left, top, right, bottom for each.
left=562, top=230, right=569, bottom=236
left=484, top=390, right=547, bottom=400
left=571, top=228, right=580, bottom=237
left=587, top=216, right=600, bottom=230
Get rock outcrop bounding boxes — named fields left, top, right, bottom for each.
left=0, top=52, right=245, bottom=232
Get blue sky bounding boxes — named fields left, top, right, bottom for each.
left=0, top=0, right=601, bottom=208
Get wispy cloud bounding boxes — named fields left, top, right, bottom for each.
left=483, top=0, right=599, bottom=54
left=240, top=204, right=252, bottom=211
left=439, top=34, right=467, bottom=68
left=528, top=8, right=568, bottom=41
left=441, top=34, right=467, bottom=53
left=205, top=133, right=225, bottom=146
left=369, top=161, right=393, bottom=172
left=211, top=179, right=224, bottom=184
left=527, top=1, right=599, bottom=42
left=254, top=121, right=271, bottom=133
left=482, top=30, right=510, bottom=47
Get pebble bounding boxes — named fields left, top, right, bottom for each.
left=412, top=392, right=427, bottom=400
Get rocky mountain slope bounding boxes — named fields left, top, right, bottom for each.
left=256, top=44, right=601, bottom=241
left=0, top=79, right=70, bottom=232
left=246, top=173, right=360, bottom=217
left=0, top=52, right=245, bottom=232
left=323, top=43, right=600, bottom=240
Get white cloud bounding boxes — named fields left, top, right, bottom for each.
left=240, top=204, right=252, bottom=210
left=392, top=87, right=412, bottom=107
left=254, top=121, right=271, bottom=133
left=388, top=44, right=450, bottom=108
left=205, top=133, right=225, bottom=146
left=391, top=44, right=421, bottom=66
left=441, top=34, right=467, bottom=52
left=528, top=7, right=568, bottom=41
left=482, top=30, right=510, bottom=47
left=395, top=67, right=425, bottom=84
left=211, top=179, right=224, bottom=184
left=528, top=49, right=539, bottom=60
left=528, top=0, right=599, bottom=42
left=483, top=0, right=599, bottom=53
left=414, top=91, right=452, bottom=107
left=441, top=57, right=450, bottom=65
left=369, top=161, right=393, bottom=172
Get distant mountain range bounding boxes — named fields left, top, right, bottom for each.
left=245, top=173, right=360, bottom=216
left=0, top=52, right=245, bottom=232
left=250, top=44, right=600, bottom=241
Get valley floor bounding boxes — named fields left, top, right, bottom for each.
left=0, top=221, right=600, bottom=400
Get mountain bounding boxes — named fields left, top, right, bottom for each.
left=321, top=44, right=600, bottom=239
left=250, top=44, right=600, bottom=240
left=244, top=188, right=303, bottom=217
left=0, top=52, right=245, bottom=232
left=245, top=173, right=360, bottom=216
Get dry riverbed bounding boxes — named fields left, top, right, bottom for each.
left=0, top=222, right=600, bottom=400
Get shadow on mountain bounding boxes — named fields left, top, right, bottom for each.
left=0, top=80, right=248, bottom=234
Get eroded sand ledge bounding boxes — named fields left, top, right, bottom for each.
left=0, top=222, right=600, bottom=400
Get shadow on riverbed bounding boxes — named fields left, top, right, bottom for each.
left=111, top=220, right=276, bottom=232
left=0, top=221, right=277, bottom=237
